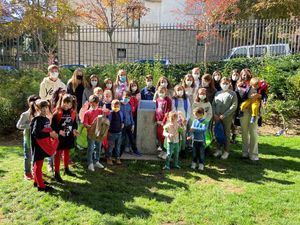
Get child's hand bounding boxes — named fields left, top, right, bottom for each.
left=219, top=115, right=224, bottom=120
left=169, top=134, right=174, bottom=138
left=187, top=136, right=192, bottom=140
left=50, top=131, right=58, bottom=139
left=103, top=108, right=110, bottom=114
left=59, top=130, right=66, bottom=137
left=131, top=126, right=134, bottom=133
left=73, top=129, right=80, bottom=137
left=157, top=121, right=162, bottom=125
left=121, top=124, right=124, bottom=129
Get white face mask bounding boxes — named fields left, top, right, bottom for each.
left=146, top=81, right=153, bottom=87
left=186, top=81, right=193, bottom=86
left=221, top=83, right=229, bottom=91
left=199, top=95, right=206, bottom=100
left=132, top=86, right=138, bottom=92
left=106, top=83, right=112, bottom=89
left=91, top=80, right=98, bottom=87
left=158, top=93, right=165, bottom=98
left=50, top=72, right=59, bottom=79
left=193, top=73, right=200, bottom=79
left=177, top=90, right=184, bottom=97
left=202, top=81, right=209, bottom=88
left=232, top=75, right=239, bottom=81
left=160, top=82, right=168, bottom=88
left=214, top=75, right=221, bottom=82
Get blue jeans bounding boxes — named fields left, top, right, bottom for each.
left=192, top=141, right=205, bottom=164
left=87, top=137, right=102, bottom=165
left=23, top=139, right=32, bottom=173
left=107, top=132, right=122, bottom=158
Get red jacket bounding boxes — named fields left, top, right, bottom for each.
left=155, top=96, right=172, bottom=122
left=129, top=96, right=139, bottom=118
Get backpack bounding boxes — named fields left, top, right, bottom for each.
left=214, top=121, right=226, bottom=145
left=174, top=98, right=188, bottom=118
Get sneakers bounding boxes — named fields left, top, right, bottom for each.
left=133, top=150, right=142, bottom=156
left=242, top=152, right=249, bottom=159
left=213, top=150, right=222, bottom=157
left=54, top=172, right=64, bottom=183
left=157, top=146, right=162, bottom=151
left=106, top=158, right=113, bottom=166
left=88, top=163, right=95, bottom=172
left=24, top=173, right=34, bottom=180
left=198, top=164, right=204, bottom=171
left=116, top=158, right=122, bottom=165
left=94, top=161, right=105, bottom=169
left=191, top=162, right=196, bottom=170
left=163, top=165, right=170, bottom=170
left=221, top=152, right=229, bottom=160
left=250, top=116, right=256, bottom=124
left=64, top=167, right=76, bottom=176
left=249, top=155, right=259, bottom=161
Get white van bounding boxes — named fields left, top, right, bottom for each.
left=224, top=44, right=291, bottom=60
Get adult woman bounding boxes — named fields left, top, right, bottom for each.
left=200, top=73, right=217, bottom=104
left=212, top=77, right=238, bottom=160
left=67, top=68, right=85, bottom=112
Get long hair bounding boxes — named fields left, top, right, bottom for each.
left=30, top=99, right=50, bottom=119
left=129, top=80, right=140, bottom=95
left=202, top=73, right=216, bottom=90
left=114, top=69, right=128, bottom=85
left=68, top=68, right=86, bottom=92
left=56, top=94, right=77, bottom=112
left=195, top=88, right=208, bottom=103
left=182, top=74, right=195, bottom=88
left=156, top=76, right=172, bottom=90
left=173, top=84, right=187, bottom=99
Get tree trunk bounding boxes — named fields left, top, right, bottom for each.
left=108, top=32, right=115, bottom=64
left=203, top=41, right=208, bottom=72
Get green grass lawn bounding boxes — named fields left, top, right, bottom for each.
left=0, top=136, right=300, bottom=225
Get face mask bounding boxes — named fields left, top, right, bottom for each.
left=76, top=75, right=83, bottom=80
left=214, top=76, right=221, bottom=81
left=158, top=93, right=165, bottom=98
left=186, top=81, right=193, bottom=86
left=160, top=82, right=167, bottom=88
left=197, top=114, right=204, bottom=119
left=232, top=75, right=239, bottom=81
left=106, top=97, right=112, bottom=102
left=221, top=83, right=229, bottom=91
left=193, top=74, right=200, bottom=79
left=91, top=80, right=98, bottom=87
left=97, top=94, right=103, bottom=99
left=177, top=90, right=184, bottom=97
left=202, top=81, right=209, bottom=88
left=199, top=95, right=206, bottom=100
left=51, top=72, right=59, bottom=79
left=120, top=76, right=126, bottom=83
left=146, top=81, right=153, bottom=87
left=106, top=83, right=112, bottom=89
left=112, top=107, right=120, bottom=112
left=123, top=97, right=129, bottom=104
left=132, top=86, right=138, bottom=92
left=242, top=75, right=247, bottom=80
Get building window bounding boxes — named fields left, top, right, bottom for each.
left=117, top=48, right=126, bottom=58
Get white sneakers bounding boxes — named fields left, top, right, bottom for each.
left=191, top=162, right=196, bottom=170
left=88, top=162, right=105, bottom=171
left=213, top=150, right=222, bottom=157
left=158, top=151, right=167, bottom=160
left=198, top=164, right=204, bottom=171
left=88, top=163, right=95, bottom=172
left=94, top=161, right=105, bottom=169
left=250, top=155, right=259, bottom=161
left=221, top=152, right=229, bottom=160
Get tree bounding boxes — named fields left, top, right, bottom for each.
left=76, top=0, right=148, bottom=64
left=0, top=0, right=76, bottom=64
left=176, top=0, right=239, bottom=68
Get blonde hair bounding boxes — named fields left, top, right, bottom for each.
left=250, top=77, right=259, bottom=86
left=93, top=87, right=103, bottom=95
left=68, top=68, right=85, bottom=92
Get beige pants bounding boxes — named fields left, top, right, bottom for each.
left=240, top=109, right=258, bottom=158
left=220, top=115, right=234, bottom=152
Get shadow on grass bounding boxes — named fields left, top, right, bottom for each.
left=47, top=157, right=189, bottom=219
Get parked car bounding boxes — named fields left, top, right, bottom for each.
left=60, top=64, right=89, bottom=70
left=134, top=59, right=171, bottom=66
left=0, top=65, right=18, bottom=72
left=224, top=44, right=291, bottom=60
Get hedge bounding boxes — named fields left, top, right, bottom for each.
left=0, top=55, right=299, bottom=134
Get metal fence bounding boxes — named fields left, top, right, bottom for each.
left=1, top=19, right=300, bottom=68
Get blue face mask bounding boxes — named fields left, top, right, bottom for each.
left=120, top=76, right=126, bottom=83
left=123, top=97, right=129, bottom=104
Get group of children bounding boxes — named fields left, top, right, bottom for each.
left=17, top=65, right=267, bottom=192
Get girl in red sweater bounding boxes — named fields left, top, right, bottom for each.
left=129, top=80, right=141, bottom=140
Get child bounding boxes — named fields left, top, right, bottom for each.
left=103, top=89, right=113, bottom=110
left=39, top=65, right=66, bottom=101
left=172, top=84, right=191, bottom=152
left=120, top=91, right=142, bottom=156
left=114, top=69, right=128, bottom=100
left=93, top=87, right=104, bottom=107
left=82, top=74, right=100, bottom=105
left=155, top=86, right=172, bottom=151
left=192, top=88, right=213, bottom=121
left=129, top=80, right=140, bottom=139
left=240, top=77, right=268, bottom=123
left=30, top=100, right=58, bottom=192
left=141, top=74, right=156, bottom=100
left=192, top=67, right=201, bottom=90
left=51, top=94, right=79, bottom=182
left=182, top=74, right=196, bottom=105
left=16, top=95, right=40, bottom=180
left=107, top=100, right=124, bottom=165
left=83, top=95, right=110, bottom=171
left=103, top=78, right=114, bottom=97
left=51, top=87, right=66, bottom=113
left=154, top=76, right=173, bottom=100
left=188, top=107, right=208, bottom=171
left=163, top=112, right=180, bottom=170
left=212, top=71, right=222, bottom=91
